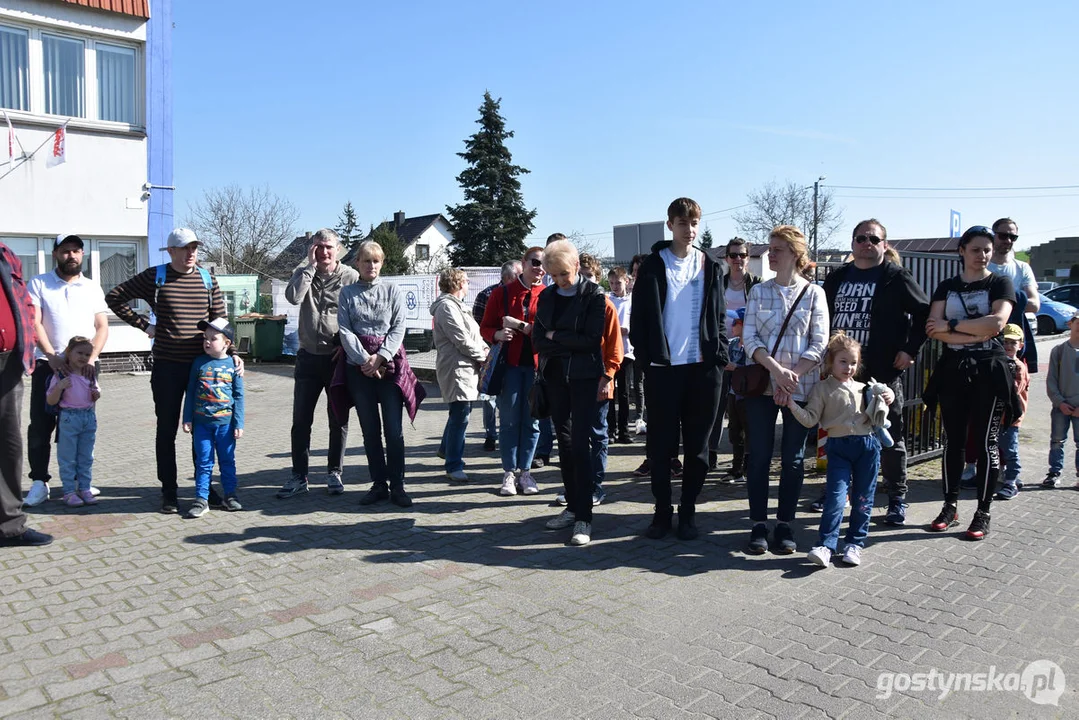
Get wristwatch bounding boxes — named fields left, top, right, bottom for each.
left=948, top=318, right=959, bottom=331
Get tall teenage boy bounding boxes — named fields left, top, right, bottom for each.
left=630, top=198, right=728, bottom=540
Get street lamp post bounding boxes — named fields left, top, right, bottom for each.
left=812, top=175, right=826, bottom=262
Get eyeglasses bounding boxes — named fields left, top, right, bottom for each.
left=995, top=231, right=1019, bottom=241
left=727, top=253, right=748, bottom=259
left=854, top=235, right=883, bottom=245
left=528, top=257, right=543, bottom=267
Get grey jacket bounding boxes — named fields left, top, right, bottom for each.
left=338, top=277, right=405, bottom=366
left=430, top=293, right=488, bottom=402
left=285, top=261, right=359, bottom=355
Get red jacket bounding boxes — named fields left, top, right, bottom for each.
left=0, top=243, right=36, bottom=373
left=480, top=278, right=544, bottom=369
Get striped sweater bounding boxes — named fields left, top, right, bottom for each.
left=105, top=265, right=226, bottom=363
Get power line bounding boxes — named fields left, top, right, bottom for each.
left=833, top=192, right=1079, bottom=200
left=830, top=183, right=1079, bottom=192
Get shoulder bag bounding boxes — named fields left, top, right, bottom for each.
left=731, top=282, right=811, bottom=397
left=479, top=285, right=511, bottom=396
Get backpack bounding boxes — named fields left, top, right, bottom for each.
left=154, top=264, right=214, bottom=311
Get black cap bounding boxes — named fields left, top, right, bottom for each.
left=55, top=235, right=84, bottom=250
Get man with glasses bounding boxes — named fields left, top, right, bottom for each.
left=821, top=219, right=930, bottom=525
left=988, top=218, right=1038, bottom=314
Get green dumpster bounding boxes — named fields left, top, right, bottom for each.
left=234, top=315, right=286, bottom=361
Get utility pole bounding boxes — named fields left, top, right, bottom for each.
left=812, top=175, right=825, bottom=262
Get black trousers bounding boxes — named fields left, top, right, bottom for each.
left=607, top=357, right=635, bottom=438
left=0, top=354, right=27, bottom=537
left=291, top=349, right=349, bottom=476
left=151, top=358, right=194, bottom=501
left=26, top=359, right=55, bottom=482
left=548, top=375, right=602, bottom=523
left=644, top=363, right=722, bottom=514
left=633, top=357, right=646, bottom=423
left=726, top=394, right=748, bottom=474
left=940, top=390, right=1005, bottom=507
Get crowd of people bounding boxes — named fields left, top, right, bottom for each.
left=2, top=206, right=1076, bottom=564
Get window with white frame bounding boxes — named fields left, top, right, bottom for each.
left=0, top=25, right=29, bottom=111
left=2, top=237, right=41, bottom=278
left=0, top=21, right=141, bottom=125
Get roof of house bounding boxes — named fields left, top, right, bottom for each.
left=56, top=0, right=150, bottom=18
left=886, top=237, right=959, bottom=254
left=266, top=235, right=312, bottom=281
left=340, top=213, right=451, bottom=266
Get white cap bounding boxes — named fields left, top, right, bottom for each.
left=161, top=227, right=199, bottom=251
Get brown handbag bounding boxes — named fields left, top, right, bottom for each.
left=731, top=283, right=811, bottom=396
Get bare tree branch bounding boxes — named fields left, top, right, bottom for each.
left=732, top=180, right=844, bottom=250
left=185, top=185, right=300, bottom=278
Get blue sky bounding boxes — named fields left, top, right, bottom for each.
left=172, top=1, right=1079, bottom=254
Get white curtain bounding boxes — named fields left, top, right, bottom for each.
left=43, top=34, right=84, bottom=118
left=0, top=25, right=29, bottom=111
left=97, top=43, right=135, bottom=123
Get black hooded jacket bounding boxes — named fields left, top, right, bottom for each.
left=533, top=276, right=607, bottom=382
left=629, top=240, right=728, bottom=369
left=822, top=261, right=930, bottom=384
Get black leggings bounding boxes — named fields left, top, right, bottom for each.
left=939, top=390, right=1005, bottom=509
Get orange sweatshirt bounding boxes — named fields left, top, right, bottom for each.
left=600, top=296, right=624, bottom=400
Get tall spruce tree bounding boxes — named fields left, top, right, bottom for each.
left=446, top=92, right=537, bottom=266
left=699, top=228, right=714, bottom=249
left=335, top=201, right=362, bottom=248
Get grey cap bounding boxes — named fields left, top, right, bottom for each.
left=161, top=227, right=199, bottom=251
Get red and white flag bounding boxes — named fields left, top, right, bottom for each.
left=3, top=110, right=15, bottom=166
left=46, top=124, right=66, bottom=168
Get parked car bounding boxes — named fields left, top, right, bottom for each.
left=1038, top=281, right=1059, bottom=294
left=1044, top=284, right=1079, bottom=307
left=1036, top=292, right=1078, bottom=334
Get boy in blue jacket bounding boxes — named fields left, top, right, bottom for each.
left=183, top=318, right=244, bottom=517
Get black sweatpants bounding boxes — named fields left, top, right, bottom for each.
left=644, top=363, right=722, bottom=515
left=549, top=375, right=602, bottom=523
left=940, top=390, right=1005, bottom=509
left=26, top=360, right=56, bottom=483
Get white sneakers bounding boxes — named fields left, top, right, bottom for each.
left=25, top=481, right=50, bottom=506
left=545, top=509, right=576, bottom=529
left=445, top=470, right=469, bottom=483
left=841, top=545, right=862, bottom=566
left=635, top=419, right=647, bottom=435
left=570, top=521, right=591, bottom=546
left=499, top=471, right=517, bottom=496
left=518, top=471, right=539, bottom=495
left=807, top=546, right=832, bottom=567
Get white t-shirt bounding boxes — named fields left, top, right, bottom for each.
left=660, top=247, right=704, bottom=366
left=27, top=271, right=108, bottom=361
left=608, top=292, right=633, bottom=359
left=988, top=256, right=1036, bottom=299
left=724, top=284, right=747, bottom=337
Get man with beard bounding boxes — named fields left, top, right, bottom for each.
left=24, top=235, right=109, bottom=507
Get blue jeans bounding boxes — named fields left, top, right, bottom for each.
left=193, top=422, right=237, bottom=500
left=1049, top=408, right=1079, bottom=476
left=348, top=370, right=405, bottom=488
left=56, top=408, right=96, bottom=494
left=497, top=365, right=539, bottom=472
left=999, top=425, right=1021, bottom=486
left=482, top=395, right=497, bottom=441
left=591, top=398, right=608, bottom=493
left=746, top=395, right=811, bottom=523
left=819, top=435, right=879, bottom=550
left=441, top=401, right=471, bottom=473
left=537, top=418, right=555, bottom=457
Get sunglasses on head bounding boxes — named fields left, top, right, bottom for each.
left=854, top=234, right=883, bottom=245
left=995, top=231, right=1019, bottom=241
left=727, top=252, right=748, bottom=259
left=528, top=257, right=543, bottom=267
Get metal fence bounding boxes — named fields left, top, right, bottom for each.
left=813, top=251, right=960, bottom=464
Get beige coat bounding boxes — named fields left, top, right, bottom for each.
left=430, top=293, right=489, bottom=402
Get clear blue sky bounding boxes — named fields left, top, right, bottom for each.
left=173, top=1, right=1079, bottom=255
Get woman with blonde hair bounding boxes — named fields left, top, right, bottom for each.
left=431, top=269, right=489, bottom=482
left=742, top=225, right=829, bottom=555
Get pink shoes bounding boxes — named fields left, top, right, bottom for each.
left=62, top=490, right=97, bottom=507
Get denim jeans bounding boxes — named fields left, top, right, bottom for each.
left=746, top=395, right=811, bottom=523
left=999, top=425, right=1021, bottom=485
left=1049, top=408, right=1079, bottom=476
left=497, top=365, right=539, bottom=472
left=56, top=407, right=96, bottom=495
left=441, top=401, right=472, bottom=473
left=193, top=422, right=237, bottom=499
left=347, top=369, right=405, bottom=488
left=818, top=435, right=879, bottom=551
left=536, top=418, right=555, bottom=457
left=591, top=396, right=608, bottom=493
left=291, top=349, right=349, bottom=476
left=482, top=395, right=497, bottom=441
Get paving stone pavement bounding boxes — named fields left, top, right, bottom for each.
left=2, top=346, right=1077, bottom=719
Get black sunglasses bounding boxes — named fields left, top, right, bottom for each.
left=528, top=257, right=543, bottom=267
left=727, top=252, right=748, bottom=259
left=854, top=234, right=883, bottom=245
left=995, top=231, right=1019, bottom=241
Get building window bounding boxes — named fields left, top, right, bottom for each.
left=97, top=43, right=135, bottom=123
left=98, top=241, right=137, bottom=298
left=2, top=238, right=39, bottom=278
left=416, top=244, right=430, bottom=261
left=42, top=33, right=85, bottom=118
left=0, top=25, right=29, bottom=111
